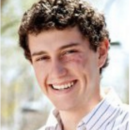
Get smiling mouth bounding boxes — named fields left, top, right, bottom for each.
left=50, top=80, right=76, bottom=90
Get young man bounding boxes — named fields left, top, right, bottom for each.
left=18, top=0, right=129, bottom=130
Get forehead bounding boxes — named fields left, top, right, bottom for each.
left=28, top=27, right=89, bottom=53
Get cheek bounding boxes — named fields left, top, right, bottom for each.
left=33, top=65, right=49, bottom=95
left=65, top=54, right=87, bottom=69
left=66, top=54, right=98, bottom=78
left=33, top=64, right=47, bottom=86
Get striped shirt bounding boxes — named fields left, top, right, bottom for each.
left=38, top=89, right=129, bottom=130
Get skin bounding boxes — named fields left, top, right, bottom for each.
left=28, top=27, right=109, bottom=130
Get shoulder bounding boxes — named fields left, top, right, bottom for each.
left=112, top=103, right=129, bottom=129
left=102, top=87, right=129, bottom=129
left=117, top=103, right=129, bottom=121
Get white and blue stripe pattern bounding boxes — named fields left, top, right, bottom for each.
left=38, top=89, right=129, bottom=130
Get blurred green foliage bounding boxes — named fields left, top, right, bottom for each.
left=1, top=0, right=46, bottom=129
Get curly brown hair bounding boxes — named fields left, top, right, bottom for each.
left=18, top=0, right=110, bottom=74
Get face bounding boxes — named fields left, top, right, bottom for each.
left=28, top=27, right=108, bottom=111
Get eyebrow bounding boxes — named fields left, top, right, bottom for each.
left=59, top=43, right=79, bottom=50
left=31, top=50, right=46, bottom=57
left=31, top=43, right=80, bottom=57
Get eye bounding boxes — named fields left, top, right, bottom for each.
left=36, top=56, right=50, bottom=62
left=63, top=49, right=78, bottom=55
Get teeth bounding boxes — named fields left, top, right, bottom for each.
left=52, top=81, right=74, bottom=90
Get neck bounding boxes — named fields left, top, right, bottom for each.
left=59, top=91, right=102, bottom=130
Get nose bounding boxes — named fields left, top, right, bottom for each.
left=49, top=59, right=67, bottom=79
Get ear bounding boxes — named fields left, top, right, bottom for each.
left=97, top=38, right=109, bottom=69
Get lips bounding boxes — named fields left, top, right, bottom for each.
left=50, top=80, right=76, bottom=90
